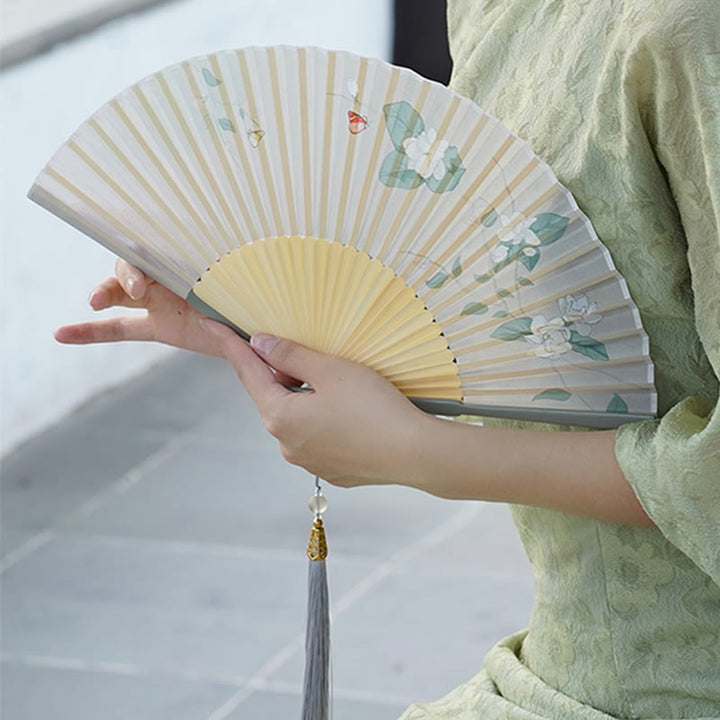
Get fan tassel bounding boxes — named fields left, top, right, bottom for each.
left=302, top=516, right=330, bottom=720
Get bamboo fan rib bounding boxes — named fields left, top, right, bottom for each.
left=29, top=46, right=657, bottom=428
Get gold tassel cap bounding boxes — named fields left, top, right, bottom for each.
left=307, top=517, right=328, bottom=561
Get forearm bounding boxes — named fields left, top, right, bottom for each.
left=404, top=415, right=655, bottom=527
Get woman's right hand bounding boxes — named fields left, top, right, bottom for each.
left=55, top=259, right=228, bottom=358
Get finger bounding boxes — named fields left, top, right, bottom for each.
left=89, top=277, right=146, bottom=311
left=55, top=315, right=155, bottom=344
left=201, top=321, right=291, bottom=412
left=115, top=259, right=148, bottom=300
left=250, top=334, right=333, bottom=386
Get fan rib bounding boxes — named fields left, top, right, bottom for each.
left=184, top=59, right=260, bottom=244
left=385, top=106, right=488, bottom=273
left=458, top=354, right=654, bottom=383
left=333, top=58, right=369, bottom=244
left=210, top=52, right=272, bottom=239
left=133, top=84, right=229, bottom=257
left=111, top=98, right=221, bottom=258
left=362, top=81, right=432, bottom=261
left=87, top=117, right=207, bottom=262
left=237, top=51, right=284, bottom=235
left=374, top=94, right=462, bottom=263
left=157, top=72, right=239, bottom=248
left=415, top=166, right=554, bottom=291
left=464, top=382, right=655, bottom=396
left=445, top=273, right=625, bottom=346
left=298, top=48, right=313, bottom=234
left=402, top=133, right=517, bottom=282
left=352, top=69, right=400, bottom=253
left=267, top=48, right=299, bottom=234
left=66, top=140, right=199, bottom=270
left=181, top=62, right=252, bottom=249
left=456, top=324, right=649, bottom=362
left=45, top=164, right=192, bottom=284
left=317, top=51, right=337, bottom=239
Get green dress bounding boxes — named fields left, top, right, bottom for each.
left=400, top=1, right=720, bottom=718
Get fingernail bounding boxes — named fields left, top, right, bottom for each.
left=250, top=334, right=279, bottom=357
left=88, top=289, right=97, bottom=305
left=127, top=278, right=139, bottom=299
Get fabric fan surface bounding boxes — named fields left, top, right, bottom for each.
left=29, top=46, right=656, bottom=428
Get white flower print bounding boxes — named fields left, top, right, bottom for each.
left=403, top=128, right=449, bottom=180
left=558, top=293, right=602, bottom=336
left=526, top=315, right=572, bottom=358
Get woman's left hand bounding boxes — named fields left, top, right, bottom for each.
left=203, top=321, right=431, bottom=489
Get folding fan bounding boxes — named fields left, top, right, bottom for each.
left=29, top=46, right=656, bottom=720
left=29, top=45, right=656, bottom=430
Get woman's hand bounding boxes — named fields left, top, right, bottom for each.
left=204, top=322, right=431, bottom=489
left=55, top=259, right=228, bottom=357
left=206, top=322, right=653, bottom=525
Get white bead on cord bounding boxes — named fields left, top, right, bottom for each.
left=308, top=476, right=328, bottom=517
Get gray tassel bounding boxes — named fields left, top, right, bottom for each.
left=302, top=535, right=330, bottom=720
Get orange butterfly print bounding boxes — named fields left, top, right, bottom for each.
left=348, top=110, right=368, bottom=134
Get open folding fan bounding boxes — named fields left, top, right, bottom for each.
left=30, top=45, right=656, bottom=719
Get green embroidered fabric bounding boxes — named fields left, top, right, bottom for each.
left=399, top=1, right=720, bottom=717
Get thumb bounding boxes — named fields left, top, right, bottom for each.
left=201, top=321, right=290, bottom=412
left=250, top=334, right=331, bottom=386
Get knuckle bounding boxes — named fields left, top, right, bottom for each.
left=262, top=407, right=286, bottom=438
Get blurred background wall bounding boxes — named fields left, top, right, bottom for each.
left=0, top=0, right=453, bottom=455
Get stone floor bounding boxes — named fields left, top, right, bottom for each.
left=1, top=350, right=534, bottom=719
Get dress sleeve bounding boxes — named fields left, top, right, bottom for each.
left=615, top=7, right=720, bottom=584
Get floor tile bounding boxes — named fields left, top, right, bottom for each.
left=228, top=688, right=408, bottom=720
left=272, top=564, right=533, bottom=703
left=1, top=534, right=369, bottom=680
left=1, top=662, right=236, bottom=720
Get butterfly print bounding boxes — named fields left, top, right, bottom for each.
left=348, top=110, right=368, bottom=134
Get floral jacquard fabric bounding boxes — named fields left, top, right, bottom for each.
left=399, top=1, right=720, bottom=718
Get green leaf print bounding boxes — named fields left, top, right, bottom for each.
left=533, top=388, right=572, bottom=402
left=378, top=150, right=424, bottom=190
left=461, top=301, right=488, bottom=316
left=493, top=310, right=509, bottom=318
left=481, top=208, right=498, bottom=227
left=491, top=317, right=533, bottom=341
left=606, top=394, right=629, bottom=413
left=382, top=101, right=424, bottom=150
left=529, top=213, right=569, bottom=246
left=202, top=68, right=222, bottom=87
left=474, top=272, right=493, bottom=284
left=451, top=256, right=463, bottom=278
left=568, top=330, right=609, bottom=361
left=517, top=277, right=534, bottom=286
left=518, top=249, right=541, bottom=272
left=217, top=117, right=236, bottom=132
left=426, top=271, right=450, bottom=288
left=496, top=288, right=512, bottom=298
